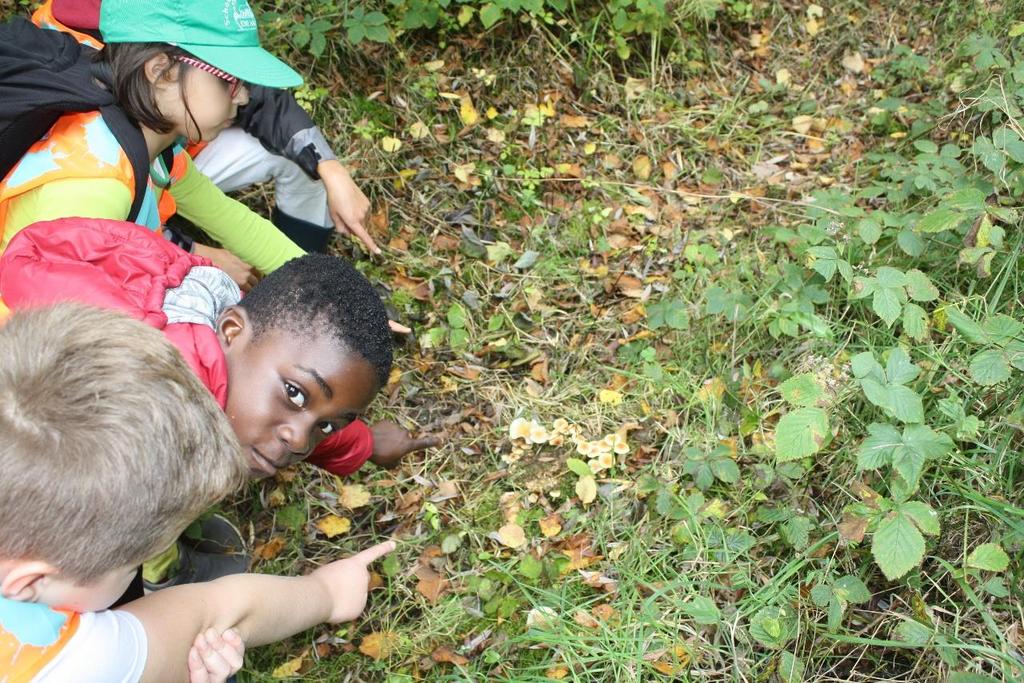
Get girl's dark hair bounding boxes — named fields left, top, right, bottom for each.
left=95, top=42, right=202, bottom=141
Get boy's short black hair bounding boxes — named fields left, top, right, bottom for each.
left=240, top=254, right=393, bottom=386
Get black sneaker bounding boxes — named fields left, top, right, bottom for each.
left=182, top=514, right=246, bottom=555
left=143, top=541, right=250, bottom=591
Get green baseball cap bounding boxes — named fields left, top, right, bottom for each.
left=99, top=0, right=303, bottom=89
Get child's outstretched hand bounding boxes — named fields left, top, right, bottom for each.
left=186, top=628, right=245, bottom=683
left=369, top=421, right=441, bottom=469
left=311, top=541, right=397, bottom=623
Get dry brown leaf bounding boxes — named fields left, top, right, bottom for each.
left=359, top=631, right=399, bottom=660
left=315, top=514, right=351, bottom=539
left=431, top=646, right=469, bottom=666
left=545, top=665, right=570, bottom=679
left=842, top=51, right=865, bottom=73
left=254, top=536, right=286, bottom=561
left=838, top=513, right=868, bottom=543
left=573, top=609, right=600, bottom=629
left=592, top=603, right=618, bottom=623
left=415, top=565, right=449, bottom=604
left=497, top=522, right=527, bottom=548
left=559, top=114, right=590, bottom=128
left=392, top=274, right=431, bottom=301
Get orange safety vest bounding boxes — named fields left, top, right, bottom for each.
left=0, top=607, right=80, bottom=683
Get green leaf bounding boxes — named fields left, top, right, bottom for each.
left=901, top=424, right=954, bottom=460
left=887, top=384, right=924, bottom=424
left=775, top=407, right=830, bottom=462
left=917, top=208, right=964, bottom=233
left=310, top=30, right=327, bottom=57
left=966, top=543, right=1010, bottom=572
left=876, top=266, right=907, bottom=288
left=749, top=605, right=796, bottom=649
left=969, top=349, right=1011, bottom=385
left=948, top=674, right=1001, bottom=683
left=518, top=554, right=543, bottom=580
left=899, top=500, right=940, bottom=536
left=857, top=423, right=902, bottom=470
left=981, top=314, right=1023, bottom=347
left=809, top=583, right=832, bottom=607
left=945, top=188, right=987, bottom=212
left=902, top=303, right=928, bottom=341
left=777, top=652, right=805, bottom=683
left=945, top=308, right=988, bottom=344
left=682, top=595, right=721, bottom=625
left=856, top=218, right=882, bottom=244
left=710, top=457, right=740, bottom=483
left=479, top=3, right=503, bottom=27
left=860, top=377, right=893, bottom=411
left=904, top=269, right=939, bottom=302
left=891, top=444, right=927, bottom=491
left=779, top=373, right=825, bottom=407
left=782, top=515, right=813, bottom=550
left=565, top=458, right=593, bottom=478
left=872, top=287, right=904, bottom=327
left=851, top=352, right=885, bottom=383
left=885, top=347, right=920, bottom=385
left=277, top=504, right=307, bottom=532
left=897, top=229, right=926, bottom=256
left=872, top=511, right=926, bottom=580
left=447, top=303, right=467, bottom=329
left=894, top=618, right=934, bottom=645
left=833, top=575, right=871, bottom=604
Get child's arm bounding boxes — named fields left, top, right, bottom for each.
left=169, top=153, right=305, bottom=275
left=121, top=541, right=395, bottom=683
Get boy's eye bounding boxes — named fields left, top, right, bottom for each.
left=319, top=422, right=335, bottom=435
left=285, top=382, right=306, bottom=408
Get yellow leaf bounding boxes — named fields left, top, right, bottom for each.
left=805, top=16, right=820, bottom=35
left=271, top=651, right=307, bottom=678
left=457, top=5, right=474, bottom=25
left=497, top=522, right=527, bottom=548
left=696, top=377, right=726, bottom=403
left=546, top=665, right=570, bottom=679
left=791, top=115, right=814, bottom=135
left=486, top=106, right=499, bottom=119
left=486, top=128, right=506, bottom=144
left=559, top=114, right=590, bottom=128
left=632, top=155, right=652, bottom=181
left=598, top=389, right=623, bottom=405
left=842, top=51, right=865, bottom=74
left=409, top=121, right=429, bottom=139
left=315, top=514, right=351, bottom=538
left=359, top=631, right=398, bottom=660
left=538, top=101, right=555, bottom=118
left=539, top=514, right=562, bottom=537
left=576, top=475, right=597, bottom=505
left=453, top=162, right=475, bottom=184
left=423, top=60, right=445, bottom=72
left=339, top=484, right=372, bottom=509
left=583, top=142, right=597, bottom=155
left=775, top=68, right=792, bottom=86
left=459, top=94, right=479, bottom=126
left=380, top=136, right=402, bottom=153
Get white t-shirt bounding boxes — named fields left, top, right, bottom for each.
left=32, top=610, right=147, bottom=682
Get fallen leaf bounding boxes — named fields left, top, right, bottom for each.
left=497, top=522, right=527, bottom=548
left=423, top=59, right=445, bottom=72
left=339, top=484, right=372, bottom=509
left=539, top=514, right=563, bottom=538
left=592, top=603, right=618, bottom=622
left=431, top=646, right=469, bottom=666
left=486, top=106, right=498, bottom=119
left=633, top=155, right=652, bottom=180
left=598, top=388, right=623, bottom=405
left=271, top=650, right=308, bottom=678
left=409, top=121, right=430, bottom=139
left=696, top=377, right=726, bottom=403
left=380, top=136, right=402, bottom=153
left=775, top=68, right=792, bottom=86
left=486, top=128, right=506, bottom=144
left=359, top=631, right=398, bottom=660
left=573, top=609, right=600, bottom=628
left=560, top=114, right=590, bottom=128
left=254, top=536, right=286, bottom=561
left=545, top=666, right=570, bottom=680
left=459, top=93, right=480, bottom=126
left=526, top=606, right=558, bottom=629
left=842, top=51, right=865, bottom=73
left=315, top=514, right=351, bottom=538
left=838, top=512, right=868, bottom=543
left=792, top=115, right=814, bottom=135
left=576, top=475, right=597, bottom=504
left=415, top=565, right=449, bottom=604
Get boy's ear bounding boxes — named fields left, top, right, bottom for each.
left=217, top=306, right=249, bottom=349
left=0, top=561, right=57, bottom=602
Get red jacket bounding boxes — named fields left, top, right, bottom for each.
left=0, top=218, right=372, bottom=475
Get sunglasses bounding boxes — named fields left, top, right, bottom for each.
left=174, top=56, right=247, bottom=98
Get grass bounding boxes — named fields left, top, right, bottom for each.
left=223, top=0, right=1024, bottom=680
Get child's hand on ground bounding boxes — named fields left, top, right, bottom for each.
left=311, top=541, right=397, bottom=623
left=369, top=421, right=441, bottom=469
left=186, top=628, right=245, bottom=683
left=318, top=160, right=377, bottom=255
left=193, top=244, right=258, bottom=292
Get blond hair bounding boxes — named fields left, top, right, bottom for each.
left=0, top=304, right=247, bottom=582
